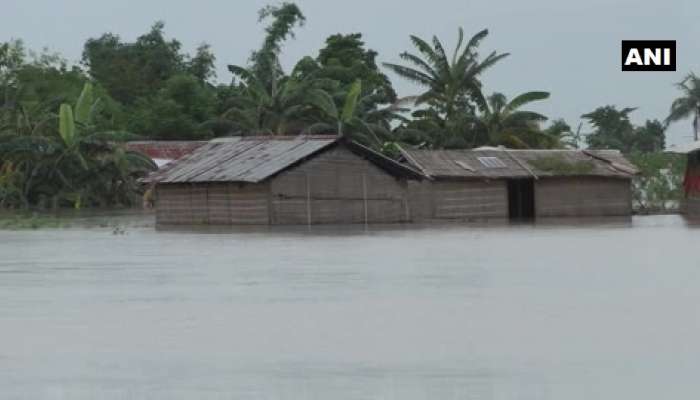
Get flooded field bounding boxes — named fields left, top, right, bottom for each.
left=1, top=213, right=699, bottom=399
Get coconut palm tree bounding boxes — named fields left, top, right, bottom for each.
left=382, top=28, right=509, bottom=120
left=666, top=72, right=700, bottom=141
left=471, top=91, right=550, bottom=148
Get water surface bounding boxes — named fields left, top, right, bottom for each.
left=1, top=214, right=698, bottom=399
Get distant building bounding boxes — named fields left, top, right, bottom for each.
left=145, top=136, right=638, bottom=226
left=125, top=141, right=206, bottom=168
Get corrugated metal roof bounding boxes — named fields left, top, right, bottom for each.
left=401, top=147, right=638, bottom=179
left=145, top=136, right=423, bottom=184
left=148, top=136, right=339, bottom=183
left=401, top=149, right=532, bottom=179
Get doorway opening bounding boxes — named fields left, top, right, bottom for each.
left=507, top=179, right=535, bottom=220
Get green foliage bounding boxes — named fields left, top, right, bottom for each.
left=583, top=106, right=665, bottom=153
left=187, top=44, right=217, bottom=83
left=82, top=21, right=185, bottom=105
left=129, top=74, right=217, bottom=139
left=249, top=2, right=306, bottom=89
left=0, top=2, right=684, bottom=210
left=666, top=72, right=700, bottom=141
left=541, top=119, right=580, bottom=149
left=224, top=62, right=323, bottom=135
left=58, top=103, right=75, bottom=147
left=301, top=33, right=397, bottom=106
left=0, top=82, right=156, bottom=209
left=0, top=213, right=64, bottom=229
left=471, top=91, right=550, bottom=148
left=74, top=82, right=94, bottom=125
left=527, top=156, right=595, bottom=175
left=82, top=22, right=218, bottom=139
left=629, top=152, right=685, bottom=213
left=341, top=80, right=362, bottom=124
left=384, top=28, right=509, bottom=121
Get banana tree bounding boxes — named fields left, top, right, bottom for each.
left=54, top=83, right=154, bottom=208
left=305, top=80, right=405, bottom=150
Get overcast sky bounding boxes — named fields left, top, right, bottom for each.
left=3, top=0, right=697, bottom=145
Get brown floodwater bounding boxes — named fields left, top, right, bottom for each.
left=1, top=213, right=699, bottom=399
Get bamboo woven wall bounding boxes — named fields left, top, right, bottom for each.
left=154, top=153, right=634, bottom=225
left=432, top=181, right=508, bottom=219
left=155, top=147, right=410, bottom=225
left=270, top=147, right=409, bottom=224
left=535, top=177, right=632, bottom=217
left=156, top=182, right=269, bottom=225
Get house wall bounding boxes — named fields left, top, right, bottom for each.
left=534, top=177, right=632, bottom=217
left=155, top=182, right=269, bottom=225
left=408, top=180, right=508, bottom=220
left=682, top=196, right=700, bottom=216
left=269, top=147, right=409, bottom=224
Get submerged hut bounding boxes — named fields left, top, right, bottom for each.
left=401, top=147, right=638, bottom=220
left=667, top=141, right=700, bottom=215
left=146, top=136, right=638, bottom=225
left=145, top=136, right=423, bottom=225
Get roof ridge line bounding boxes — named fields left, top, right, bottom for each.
left=503, top=149, right=539, bottom=180
left=397, top=145, right=432, bottom=179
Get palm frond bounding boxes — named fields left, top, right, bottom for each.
left=505, top=91, right=550, bottom=114
left=381, top=63, right=434, bottom=86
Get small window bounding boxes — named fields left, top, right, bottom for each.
left=478, top=156, right=506, bottom=168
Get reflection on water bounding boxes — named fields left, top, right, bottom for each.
left=1, top=213, right=698, bottom=399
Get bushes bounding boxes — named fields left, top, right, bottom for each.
left=629, top=152, right=685, bottom=213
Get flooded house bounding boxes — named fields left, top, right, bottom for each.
left=401, top=147, right=638, bottom=220
left=668, top=140, right=700, bottom=215
left=145, top=136, right=423, bottom=225
left=146, top=135, right=638, bottom=225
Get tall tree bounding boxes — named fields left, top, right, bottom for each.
left=82, top=21, right=186, bottom=104
left=383, top=28, right=509, bottom=121
left=299, top=33, right=397, bottom=104
left=129, top=74, right=218, bottom=139
left=187, top=43, right=217, bottom=83
left=633, top=119, right=665, bottom=152
left=223, top=2, right=316, bottom=136
left=582, top=106, right=637, bottom=152
left=248, top=2, right=305, bottom=90
left=666, top=72, right=700, bottom=141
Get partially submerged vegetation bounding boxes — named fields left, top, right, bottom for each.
left=0, top=213, right=65, bottom=229
left=629, top=152, right=686, bottom=213
left=0, top=209, right=153, bottom=230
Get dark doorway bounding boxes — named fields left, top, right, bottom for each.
left=507, top=179, right=535, bottom=220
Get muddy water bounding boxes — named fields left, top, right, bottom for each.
left=1, top=214, right=698, bottom=399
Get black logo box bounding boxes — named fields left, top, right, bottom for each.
left=621, top=40, right=676, bottom=71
